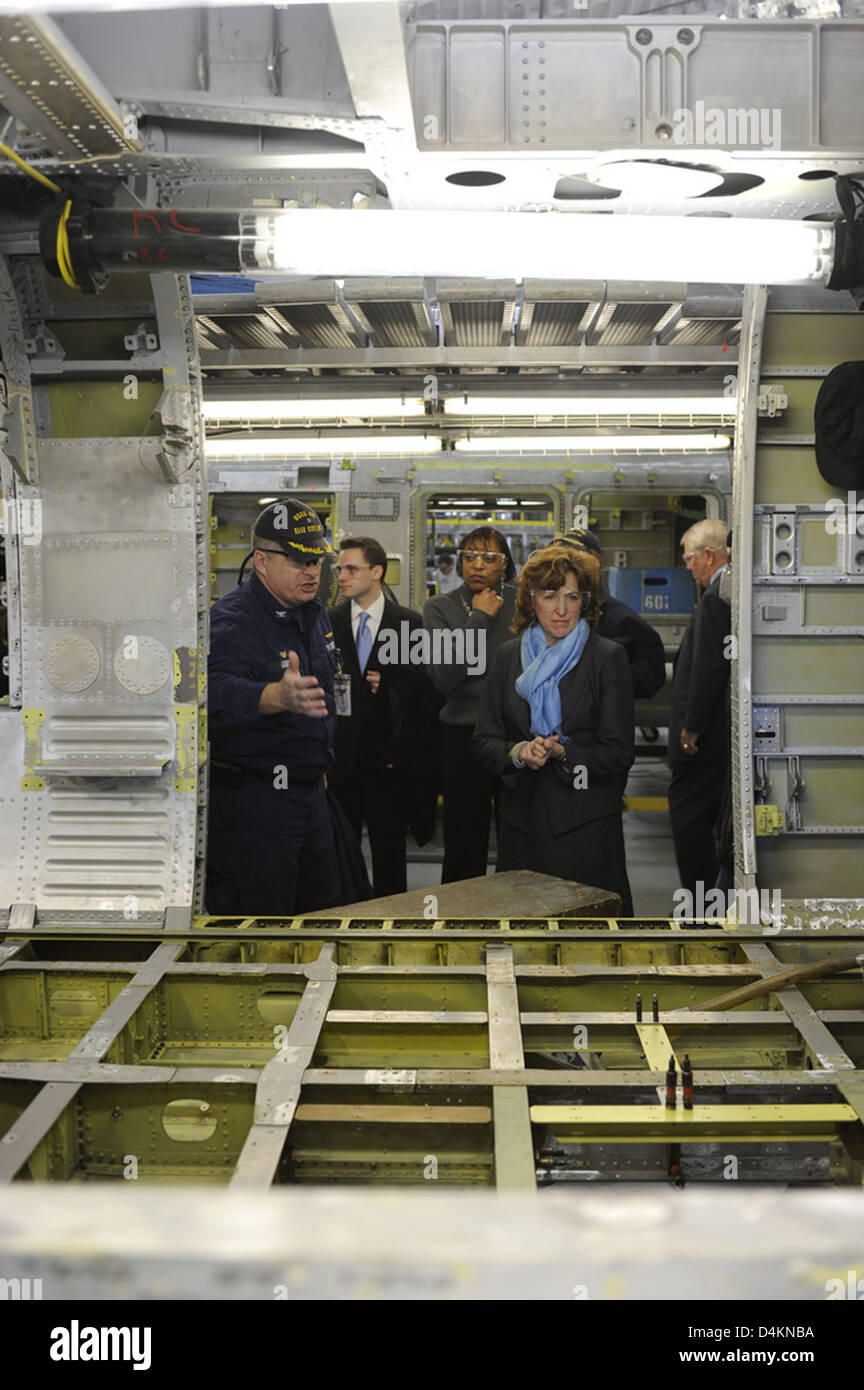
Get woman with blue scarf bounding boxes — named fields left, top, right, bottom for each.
left=473, top=543, right=635, bottom=915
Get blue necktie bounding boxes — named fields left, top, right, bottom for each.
left=356, top=611, right=372, bottom=674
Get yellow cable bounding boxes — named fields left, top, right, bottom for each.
left=0, top=140, right=80, bottom=287
left=55, top=200, right=79, bottom=288
left=0, top=139, right=61, bottom=194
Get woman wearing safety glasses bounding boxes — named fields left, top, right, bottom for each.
left=422, top=526, right=517, bottom=882
left=473, top=542, right=635, bottom=914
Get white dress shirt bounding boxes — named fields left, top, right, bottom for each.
left=436, top=567, right=461, bottom=593
left=351, top=591, right=386, bottom=648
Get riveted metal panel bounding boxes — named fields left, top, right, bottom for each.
left=0, top=919, right=862, bottom=1188
left=751, top=303, right=864, bottom=899
left=409, top=18, right=864, bottom=151
left=0, top=261, right=207, bottom=919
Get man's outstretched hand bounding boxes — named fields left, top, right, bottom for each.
left=260, top=651, right=329, bottom=717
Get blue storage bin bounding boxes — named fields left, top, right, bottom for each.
left=608, top=566, right=696, bottom=615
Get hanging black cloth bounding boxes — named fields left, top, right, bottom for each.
left=326, top=785, right=374, bottom=905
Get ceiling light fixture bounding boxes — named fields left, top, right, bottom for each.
left=443, top=396, right=738, bottom=418
left=41, top=207, right=842, bottom=291
left=205, top=435, right=442, bottom=459
left=452, top=434, right=731, bottom=452
left=203, top=397, right=426, bottom=422
left=261, top=212, right=833, bottom=285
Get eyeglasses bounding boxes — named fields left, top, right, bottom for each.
left=256, top=548, right=322, bottom=569
left=683, top=548, right=703, bottom=565
left=532, top=589, right=586, bottom=606
left=334, top=563, right=372, bottom=575
left=461, top=549, right=505, bottom=564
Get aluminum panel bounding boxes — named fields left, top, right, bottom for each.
left=0, top=266, right=206, bottom=918
left=507, top=27, right=638, bottom=147
left=409, top=18, right=864, bottom=152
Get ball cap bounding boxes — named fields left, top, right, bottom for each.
left=815, top=361, right=864, bottom=490
left=557, top=528, right=603, bottom=560
left=252, top=497, right=333, bottom=560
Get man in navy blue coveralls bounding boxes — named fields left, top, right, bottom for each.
left=206, top=498, right=340, bottom=915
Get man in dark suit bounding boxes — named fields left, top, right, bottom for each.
left=328, top=536, right=435, bottom=896
left=668, top=519, right=732, bottom=900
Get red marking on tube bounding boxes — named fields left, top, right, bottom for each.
left=169, top=210, right=202, bottom=234
left=132, top=210, right=162, bottom=240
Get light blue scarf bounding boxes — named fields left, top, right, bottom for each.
left=515, top=618, right=590, bottom=743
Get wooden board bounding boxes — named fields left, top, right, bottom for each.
left=317, top=870, right=621, bottom=919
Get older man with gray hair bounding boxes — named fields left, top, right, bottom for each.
left=668, top=519, right=732, bottom=901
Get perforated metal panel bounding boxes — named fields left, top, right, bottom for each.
left=0, top=264, right=208, bottom=921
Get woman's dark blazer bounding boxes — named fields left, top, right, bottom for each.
left=473, top=629, right=635, bottom=834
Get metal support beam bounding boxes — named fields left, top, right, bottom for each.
left=329, top=1, right=415, bottom=133
left=198, top=346, right=738, bottom=372
left=531, top=1104, right=856, bottom=1143
left=230, top=946, right=337, bottom=1189
left=0, top=13, right=136, bottom=159
left=741, top=943, right=857, bottom=1078
left=732, top=284, right=768, bottom=890
left=486, top=944, right=535, bottom=1192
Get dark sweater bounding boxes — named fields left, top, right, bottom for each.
left=422, top=582, right=517, bottom=727
left=597, top=595, right=666, bottom=700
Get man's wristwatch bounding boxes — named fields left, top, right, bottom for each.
left=511, top=741, right=528, bottom=768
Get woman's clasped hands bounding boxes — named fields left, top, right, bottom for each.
left=519, top=734, right=568, bottom=769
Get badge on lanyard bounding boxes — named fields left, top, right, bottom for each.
left=333, top=647, right=351, bottom=715
left=333, top=673, right=351, bottom=716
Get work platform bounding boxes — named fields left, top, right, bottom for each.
left=1, top=910, right=863, bottom=1191
left=2, top=1185, right=864, bottom=1302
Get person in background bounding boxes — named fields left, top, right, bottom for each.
left=551, top=529, right=666, bottom=700
left=668, top=519, right=732, bottom=900
left=328, top=536, right=436, bottom=897
left=206, top=499, right=339, bottom=915
left=435, top=551, right=461, bottom=594
left=423, top=527, right=517, bottom=882
left=473, top=543, right=635, bottom=913
left=712, top=533, right=734, bottom=893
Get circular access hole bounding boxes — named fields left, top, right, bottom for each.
left=856, top=551, right=864, bottom=567
left=554, top=177, right=620, bottom=200
left=698, top=172, right=764, bottom=198
left=446, top=171, right=506, bottom=187
left=162, top=1099, right=217, bottom=1143
left=774, top=551, right=793, bottom=569
left=775, top=522, right=793, bottom=540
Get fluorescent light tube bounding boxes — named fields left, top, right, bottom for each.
left=206, top=435, right=442, bottom=459
left=203, top=397, right=426, bottom=422
left=443, top=396, right=738, bottom=418
left=243, top=211, right=834, bottom=286
left=452, top=434, right=731, bottom=452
